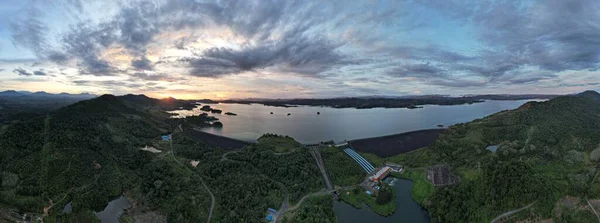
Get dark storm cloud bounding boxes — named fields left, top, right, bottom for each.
left=182, top=34, right=346, bottom=77
left=13, top=68, right=33, bottom=76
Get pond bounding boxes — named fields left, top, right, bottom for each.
left=334, top=178, right=430, bottom=223
left=94, top=196, right=130, bottom=223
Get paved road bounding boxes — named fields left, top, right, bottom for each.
left=490, top=202, right=536, bottom=223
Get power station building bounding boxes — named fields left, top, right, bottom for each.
left=369, top=166, right=391, bottom=182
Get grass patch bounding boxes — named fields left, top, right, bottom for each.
left=392, top=169, right=434, bottom=205
left=456, top=167, right=480, bottom=181
left=257, top=134, right=301, bottom=153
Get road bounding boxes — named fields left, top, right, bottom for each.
left=220, top=145, right=336, bottom=222
left=220, top=150, right=240, bottom=161
left=172, top=127, right=215, bottom=223
left=490, top=202, right=536, bottom=223
left=587, top=199, right=600, bottom=223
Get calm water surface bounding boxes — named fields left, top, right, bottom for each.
left=171, top=100, right=536, bottom=143
left=94, top=196, right=130, bottom=223
left=334, top=178, right=430, bottom=223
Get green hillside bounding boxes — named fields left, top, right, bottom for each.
left=390, top=91, right=600, bottom=222
left=0, top=95, right=325, bottom=222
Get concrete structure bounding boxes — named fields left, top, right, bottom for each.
left=369, top=167, right=391, bottom=182
left=335, top=141, right=349, bottom=147
left=343, top=148, right=375, bottom=173
left=426, top=165, right=459, bottom=186
left=385, top=163, right=403, bottom=172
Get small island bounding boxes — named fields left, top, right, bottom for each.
left=200, top=105, right=212, bottom=111
left=406, top=105, right=423, bottom=109
left=224, top=112, right=237, bottom=116
left=210, top=109, right=222, bottom=114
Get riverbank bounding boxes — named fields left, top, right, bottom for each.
left=392, top=169, right=434, bottom=205
left=349, top=129, right=446, bottom=157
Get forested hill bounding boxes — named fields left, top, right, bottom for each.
left=394, top=90, right=600, bottom=222
left=0, top=94, right=177, bottom=217
left=0, top=94, right=328, bottom=222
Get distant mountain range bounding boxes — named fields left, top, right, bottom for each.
left=219, top=94, right=561, bottom=109
left=0, top=90, right=97, bottom=99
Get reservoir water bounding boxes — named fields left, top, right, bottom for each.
left=171, top=100, right=537, bottom=143
left=334, top=178, right=430, bottom=223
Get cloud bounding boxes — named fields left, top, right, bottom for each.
left=388, top=63, right=446, bottom=79
left=420, top=0, right=600, bottom=72
left=182, top=35, right=346, bottom=77
left=130, top=72, right=178, bottom=82
left=131, top=57, right=154, bottom=71
left=5, top=0, right=600, bottom=96
left=33, top=70, right=46, bottom=76
left=7, top=0, right=387, bottom=78
left=9, top=6, right=48, bottom=57
left=13, top=68, right=33, bottom=76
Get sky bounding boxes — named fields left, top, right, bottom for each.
left=0, top=0, right=599, bottom=99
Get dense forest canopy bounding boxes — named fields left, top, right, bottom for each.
left=390, top=90, right=600, bottom=222
left=0, top=95, right=330, bottom=222
left=2, top=91, right=600, bottom=222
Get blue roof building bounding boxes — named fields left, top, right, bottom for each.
left=266, top=214, right=273, bottom=221
left=161, top=135, right=171, bottom=141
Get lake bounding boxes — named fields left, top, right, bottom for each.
left=334, top=178, right=430, bottom=223
left=170, top=100, right=537, bottom=144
